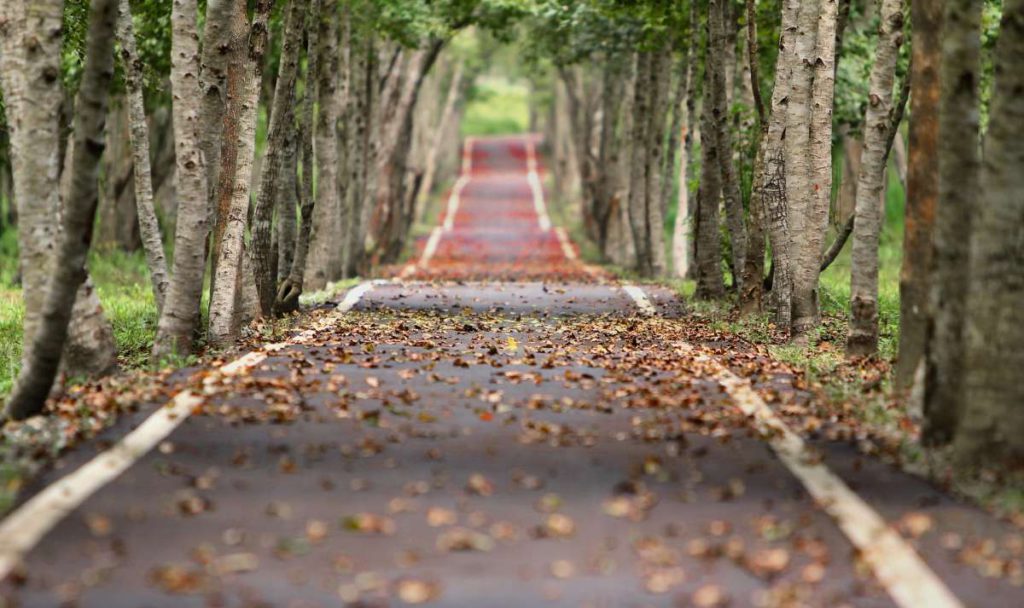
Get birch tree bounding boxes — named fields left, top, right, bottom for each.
left=5, top=0, right=118, bottom=419
left=847, top=0, right=905, bottom=356
left=251, top=0, right=306, bottom=317
left=306, top=1, right=345, bottom=290
left=275, top=0, right=323, bottom=313
left=115, top=0, right=169, bottom=312
left=207, top=0, right=274, bottom=344
left=152, top=0, right=212, bottom=359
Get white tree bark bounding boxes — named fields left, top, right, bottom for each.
left=847, top=0, right=904, bottom=356
left=116, top=0, right=169, bottom=312
left=153, top=0, right=211, bottom=359
left=207, top=0, right=273, bottom=344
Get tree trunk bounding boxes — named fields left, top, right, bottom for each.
left=275, top=110, right=299, bottom=286
left=670, top=70, right=694, bottom=279
left=97, top=99, right=141, bottom=251
left=626, top=52, right=654, bottom=277
left=417, top=59, right=464, bottom=221
left=669, top=23, right=695, bottom=280
left=695, top=17, right=725, bottom=299
left=643, top=46, right=672, bottom=277
left=116, top=0, right=169, bottom=313
left=711, top=0, right=747, bottom=287
left=4, top=0, right=63, bottom=370
left=847, top=0, right=905, bottom=357
left=198, top=0, right=245, bottom=206
left=739, top=0, right=768, bottom=313
left=206, top=0, right=274, bottom=345
left=896, top=0, right=942, bottom=390
left=924, top=0, right=981, bottom=444
left=343, top=30, right=374, bottom=277
left=306, top=1, right=345, bottom=289
left=956, top=0, right=1024, bottom=464
left=276, top=2, right=323, bottom=312
left=5, top=0, right=117, bottom=419
left=371, top=41, right=446, bottom=264
left=786, top=0, right=838, bottom=338
left=606, top=57, right=637, bottom=268
left=250, top=0, right=305, bottom=317
left=206, top=0, right=250, bottom=312
left=152, top=0, right=215, bottom=359
left=761, top=0, right=801, bottom=331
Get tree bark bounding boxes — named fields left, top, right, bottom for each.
left=274, top=107, right=299, bottom=287
left=417, top=59, right=464, bottom=221
left=786, top=0, right=838, bottom=338
left=97, top=99, right=140, bottom=251
left=670, top=31, right=694, bottom=280
left=276, top=1, right=323, bottom=312
left=371, top=41, right=446, bottom=264
left=343, top=30, right=374, bottom=277
left=924, top=0, right=981, bottom=444
left=198, top=0, right=245, bottom=206
left=115, top=0, right=169, bottom=313
left=760, top=0, right=801, bottom=331
left=711, top=0, right=747, bottom=287
left=695, top=17, right=725, bottom=299
left=846, top=0, right=905, bottom=356
left=306, top=1, right=344, bottom=289
left=626, top=52, right=654, bottom=277
left=4, top=0, right=63, bottom=369
left=896, top=0, right=942, bottom=390
left=956, top=0, right=1024, bottom=465
left=250, top=0, right=305, bottom=317
left=5, top=0, right=117, bottom=419
left=152, top=0, right=215, bottom=358
left=206, top=0, right=274, bottom=345
left=739, top=0, right=768, bottom=313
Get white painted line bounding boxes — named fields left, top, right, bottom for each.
left=554, top=227, right=577, bottom=261
left=441, top=176, right=468, bottom=233
left=337, top=279, right=384, bottom=312
left=524, top=139, right=552, bottom=232
left=624, top=284, right=963, bottom=608
left=714, top=368, right=962, bottom=608
left=399, top=264, right=417, bottom=279
left=0, top=361, right=264, bottom=580
left=419, top=226, right=443, bottom=268
left=622, top=284, right=657, bottom=316
left=461, top=136, right=474, bottom=175
left=0, top=279, right=385, bottom=580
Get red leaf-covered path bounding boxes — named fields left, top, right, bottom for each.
left=1, top=136, right=1021, bottom=607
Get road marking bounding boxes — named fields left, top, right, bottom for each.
left=461, top=136, right=474, bottom=175
left=525, top=139, right=552, bottom=232
left=554, top=227, right=577, bottom=260
left=0, top=280, right=381, bottom=580
left=442, top=176, right=469, bottom=233
left=621, top=284, right=657, bottom=315
left=622, top=285, right=963, bottom=608
left=336, top=279, right=385, bottom=312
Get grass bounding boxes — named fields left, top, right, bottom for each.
left=0, top=245, right=159, bottom=397
left=461, top=76, right=530, bottom=137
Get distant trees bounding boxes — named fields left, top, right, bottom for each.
left=0, top=0, right=499, bottom=418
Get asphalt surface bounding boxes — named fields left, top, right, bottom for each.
left=1, top=135, right=1021, bottom=608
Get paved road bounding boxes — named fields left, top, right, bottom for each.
left=1, top=136, right=1021, bottom=607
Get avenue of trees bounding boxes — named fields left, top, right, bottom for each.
left=0, top=0, right=1021, bottom=469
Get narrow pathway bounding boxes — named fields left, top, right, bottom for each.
left=1, top=136, right=1021, bottom=607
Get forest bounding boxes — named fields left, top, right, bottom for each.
left=1, top=0, right=1021, bottom=474
left=0, top=0, right=1023, bottom=603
